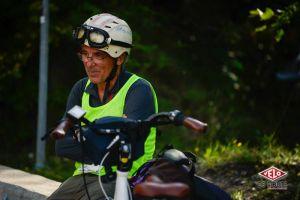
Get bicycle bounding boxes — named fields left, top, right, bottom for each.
left=48, top=105, right=232, bottom=200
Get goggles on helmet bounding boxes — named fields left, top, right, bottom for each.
left=73, top=25, right=133, bottom=49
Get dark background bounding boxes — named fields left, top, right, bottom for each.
left=0, top=0, right=299, bottom=169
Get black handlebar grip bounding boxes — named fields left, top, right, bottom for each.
left=183, top=117, right=207, bottom=134
left=50, top=118, right=73, bottom=139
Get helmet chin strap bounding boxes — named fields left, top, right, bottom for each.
left=105, top=59, right=118, bottom=83
left=103, top=59, right=119, bottom=101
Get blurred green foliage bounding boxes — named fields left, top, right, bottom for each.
left=199, top=134, right=300, bottom=169
left=0, top=0, right=300, bottom=174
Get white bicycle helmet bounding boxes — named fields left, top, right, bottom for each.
left=73, top=13, right=133, bottom=58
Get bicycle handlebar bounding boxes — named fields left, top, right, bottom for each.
left=49, top=107, right=207, bottom=140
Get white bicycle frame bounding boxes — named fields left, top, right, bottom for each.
left=114, top=170, right=131, bottom=200
left=97, top=140, right=133, bottom=200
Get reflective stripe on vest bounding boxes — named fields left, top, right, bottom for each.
left=73, top=74, right=158, bottom=177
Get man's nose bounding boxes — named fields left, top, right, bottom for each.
left=85, top=59, right=95, bottom=67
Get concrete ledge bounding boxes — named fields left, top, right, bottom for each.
left=0, top=164, right=61, bottom=200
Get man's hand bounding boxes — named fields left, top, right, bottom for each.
left=72, top=128, right=86, bottom=142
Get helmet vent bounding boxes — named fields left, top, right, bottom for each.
left=105, top=25, right=111, bottom=28
left=112, top=21, right=118, bottom=24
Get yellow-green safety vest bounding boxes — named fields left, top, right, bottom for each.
left=73, top=74, right=158, bottom=177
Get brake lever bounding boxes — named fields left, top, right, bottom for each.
left=169, top=110, right=184, bottom=125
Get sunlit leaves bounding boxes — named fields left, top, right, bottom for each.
left=249, top=8, right=274, bottom=21
left=249, top=3, right=299, bottom=42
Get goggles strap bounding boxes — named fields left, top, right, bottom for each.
left=110, top=40, right=133, bottom=48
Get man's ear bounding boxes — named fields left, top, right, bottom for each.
left=116, top=53, right=128, bottom=66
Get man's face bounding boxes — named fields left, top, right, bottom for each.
left=80, top=45, right=115, bottom=85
